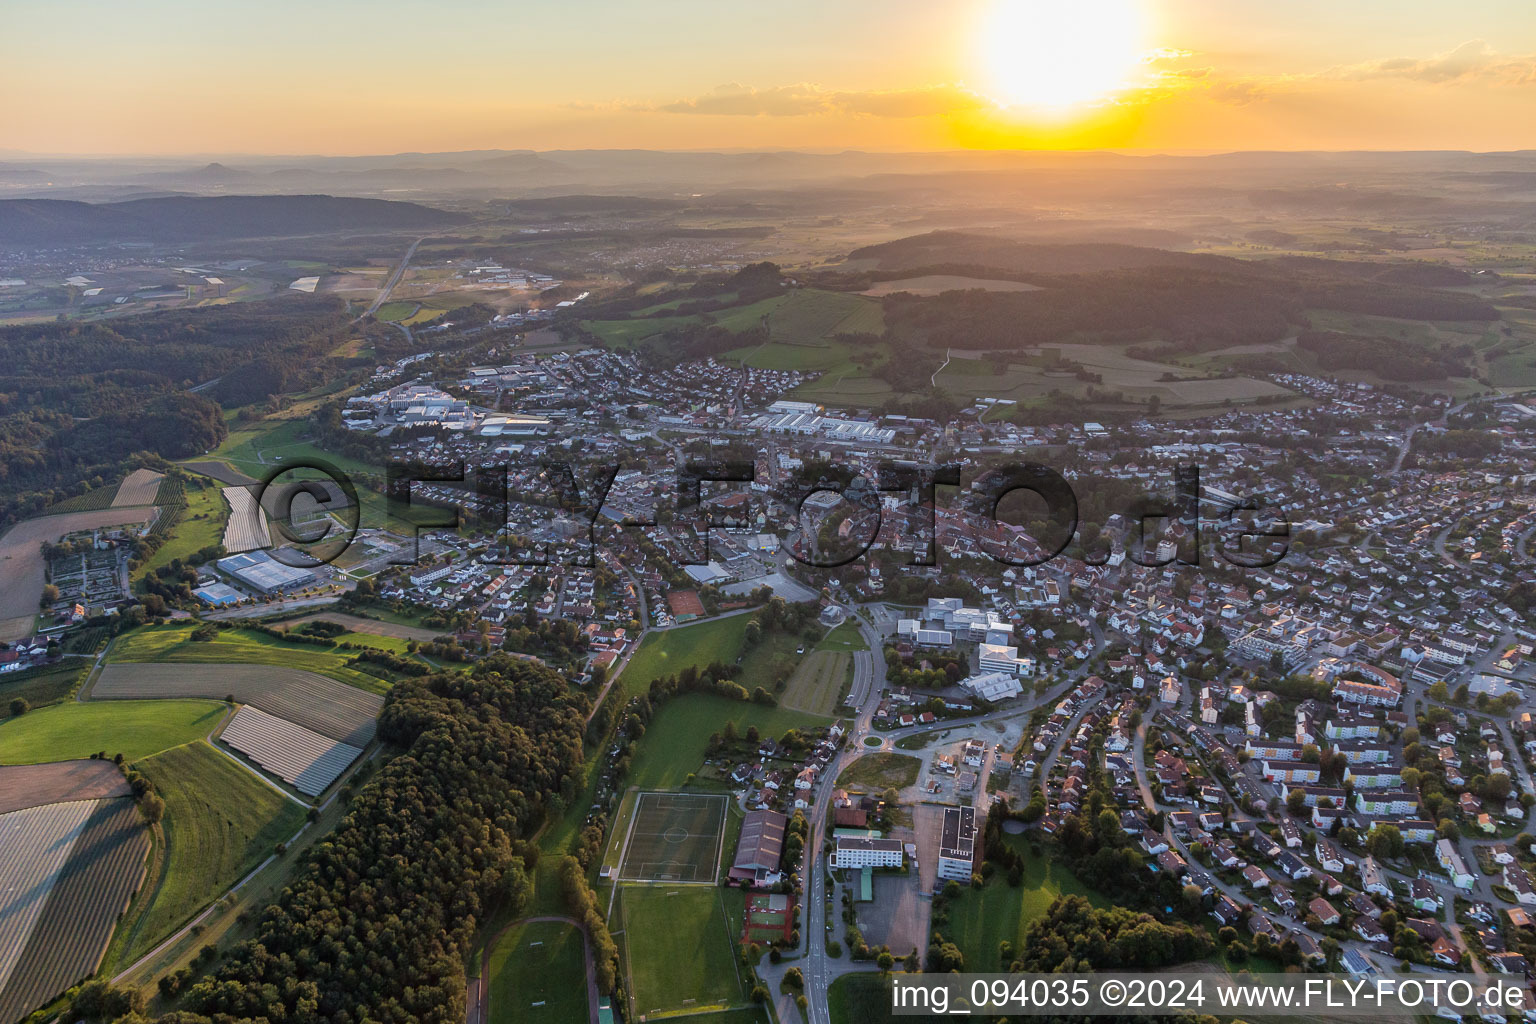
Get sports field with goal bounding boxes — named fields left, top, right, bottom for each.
left=616, top=791, right=727, bottom=883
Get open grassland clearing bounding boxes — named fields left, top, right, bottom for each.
left=0, top=760, right=130, bottom=814
left=835, top=751, right=920, bottom=791
left=95, top=660, right=383, bottom=745
left=819, top=621, right=867, bottom=650
left=219, top=705, right=364, bottom=796
left=115, top=741, right=307, bottom=965
left=619, top=615, right=750, bottom=698
left=0, top=507, right=156, bottom=643
left=624, top=693, right=827, bottom=792
left=781, top=649, right=849, bottom=716
left=1483, top=307, right=1536, bottom=389
left=486, top=919, right=589, bottom=1024
left=0, top=699, right=227, bottom=765
left=0, top=798, right=149, bottom=1024
left=282, top=611, right=440, bottom=643
left=107, top=623, right=392, bottom=695
left=373, top=301, right=416, bottom=322
left=942, top=838, right=1108, bottom=970
left=621, top=884, right=744, bottom=1018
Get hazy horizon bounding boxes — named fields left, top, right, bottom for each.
left=7, top=0, right=1536, bottom=156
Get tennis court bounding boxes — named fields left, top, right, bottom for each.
left=617, top=791, right=727, bottom=882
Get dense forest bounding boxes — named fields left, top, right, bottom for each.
left=134, top=655, right=587, bottom=1024
left=0, top=296, right=361, bottom=527
left=1296, top=329, right=1474, bottom=381
left=884, top=262, right=1496, bottom=354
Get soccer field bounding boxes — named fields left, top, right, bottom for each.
left=617, top=792, right=727, bottom=883
left=622, top=885, right=744, bottom=1018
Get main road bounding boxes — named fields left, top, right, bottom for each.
left=762, top=608, right=1106, bottom=1024
left=360, top=236, right=423, bottom=319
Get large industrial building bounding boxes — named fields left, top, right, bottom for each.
left=217, top=551, right=317, bottom=595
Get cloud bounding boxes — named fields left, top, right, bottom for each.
left=646, top=82, right=993, bottom=118
left=1339, top=39, right=1536, bottom=85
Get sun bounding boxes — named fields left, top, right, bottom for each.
left=979, top=0, right=1149, bottom=115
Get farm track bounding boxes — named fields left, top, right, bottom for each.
left=180, top=461, right=260, bottom=487
left=0, top=799, right=148, bottom=1024
left=92, top=663, right=384, bottom=746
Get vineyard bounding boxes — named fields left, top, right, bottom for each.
left=0, top=798, right=149, bottom=1024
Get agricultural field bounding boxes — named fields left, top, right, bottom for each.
left=219, top=705, right=364, bottom=796
left=619, top=615, right=751, bottom=698
left=41, top=486, right=120, bottom=515
left=622, top=693, right=826, bottom=793
left=616, top=791, right=727, bottom=883
left=117, top=741, right=307, bottom=964
left=835, top=752, right=920, bottom=791
left=107, top=623, right=393, bottom=695
left=0, top=662, right=85, bottom=720
left=0, top=760, right=130, bottom=814
left=584, top=288, right=881, bottom=356
left=0, top=798, right=150, bottom=1024
left=113, top=468, right=165, bottom=508
left=133, top=475, right=228, bottom=580
left=0, top=801, right=102, bottom=995
left=0, top=699, right=227, bottom=764
left=780, top=650, right=849, bottom=716
left=94, top=662, right=383, bottom=745
left=220, top=486, right=271, bottom=553
left=621, top=885, right=744, bottom=1018
left=486, top=919, right=588, bottom=1024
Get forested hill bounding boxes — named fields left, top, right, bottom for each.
left=0, top=194, right=468, bottom=245
left=846, top=230, right=1225, bottom=275
left=162, top=656, right=588, bottom=1024
left=0, top=295, right=357, bottom=527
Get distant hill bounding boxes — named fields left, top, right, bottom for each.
left=846, top=230, right=1224, bottom=275
left=0, top=194, right=469, bottom=245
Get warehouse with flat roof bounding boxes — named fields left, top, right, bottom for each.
left=217, top=550, right=317, bottom=595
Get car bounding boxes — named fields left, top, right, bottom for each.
left=796, top=646, right=805, bottom=654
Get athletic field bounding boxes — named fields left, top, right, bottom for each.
left=617, top=792, right=727, bottom=883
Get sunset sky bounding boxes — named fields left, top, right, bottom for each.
left=5, top=0, right=1536, bottom=155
